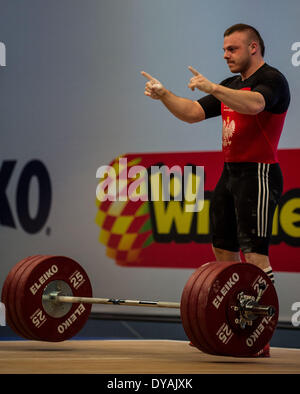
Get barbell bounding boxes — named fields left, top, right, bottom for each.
left=1, top=255, right=278, bottom=357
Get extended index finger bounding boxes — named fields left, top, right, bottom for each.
left=141, top=71, right=155, bottom=81
left=188, top=66, right=200, bottom=76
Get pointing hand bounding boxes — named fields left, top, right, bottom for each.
left=141, top=71, right=166, bottom=99
left=188, top=66, right=216, bottom=94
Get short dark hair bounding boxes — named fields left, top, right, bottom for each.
left=224, top=23, right=265, bottom=57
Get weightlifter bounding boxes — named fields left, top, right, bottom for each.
left=141, top=23, right=290, bottom=357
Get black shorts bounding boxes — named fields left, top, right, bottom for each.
left=210, top=162, right=283, bottom=256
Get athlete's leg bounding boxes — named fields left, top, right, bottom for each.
left=244, top=252, right=270, bottom=270
left=244, top=252, right=274, bottom=283
left=210, top=164, right=240, bottom=259
left=212, top=246, right=240, bottom=262
left=233, top=163, right=282, bottom=286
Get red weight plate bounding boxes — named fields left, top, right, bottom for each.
left=2, top=255, right=42, bottom=339
left=197, top=261, right=246, bottom=356
left=15, top=255, right=93, bottom=342
left=1, top=255, right=31, bottom=338
left=181, top=262, right=218, bottom=354
left=197, top=262, right=279, bottom=357
left=9, top=255, right=51, bottom=340
left=189, top=261, right=237, bottom=355
left=180, top=263, right=210, bottom=352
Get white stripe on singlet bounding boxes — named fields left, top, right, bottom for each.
left=264, top=164, right=270, bottom=237
left=257, top=163, right=270, bottom=237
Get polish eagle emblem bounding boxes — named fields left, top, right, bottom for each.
left=222, top=116, right=236, bottom=147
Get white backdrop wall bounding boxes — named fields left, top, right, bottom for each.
left=0, top=0, right=299, bottom=322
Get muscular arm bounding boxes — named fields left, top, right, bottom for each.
left=160, top=90, right=205, bottom=123
left=141, top=71, right=205, bottom=123
left=188, top=66, right=265, bottom=115
left=211, top=84, right=265, bottom=115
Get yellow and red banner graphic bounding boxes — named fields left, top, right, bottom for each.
left=95, top=149, right=300, bottom=273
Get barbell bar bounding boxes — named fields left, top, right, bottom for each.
left=42, top=291, right=274, bottom=315
left=43, top=293, right=181, bottom=309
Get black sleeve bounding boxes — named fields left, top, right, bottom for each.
left=253, top=71, right=290, bottom=113
left=197, top=94, right=221, bottom=119
left=197, top=76, right=237, bottom=119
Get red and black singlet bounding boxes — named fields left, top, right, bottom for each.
left=197, top=63, right=290, bottom=163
